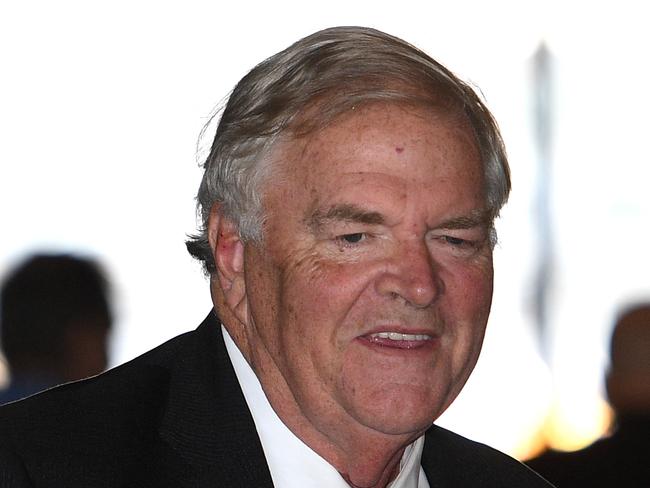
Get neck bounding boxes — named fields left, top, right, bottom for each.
left=282, top=401, right=412, bottom=488
left=338, top=448, right=405, bottom=488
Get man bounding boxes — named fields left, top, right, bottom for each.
left=0, top=254, right=112, bottom=405
left=0, top=27, right=552, bottom=487
left=527, top=304, right=650, bottom=486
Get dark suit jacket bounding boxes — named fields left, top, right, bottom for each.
left=0, top=311, right=553, bottom=487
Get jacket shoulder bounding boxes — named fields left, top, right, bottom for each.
left=0, top=319, right=214, bottom=485
left=0, top=325, right=196, bottom=426
left=422, top=425, right=555, bottom=487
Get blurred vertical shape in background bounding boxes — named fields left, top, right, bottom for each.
left=531, top=42, right=554, bottom=354
left=0, top=254, right=112, bottom=404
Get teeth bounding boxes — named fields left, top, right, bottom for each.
left=370, top=332, right=431, bottom=341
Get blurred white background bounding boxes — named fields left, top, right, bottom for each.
left=1, top=0, right=649, bottom=458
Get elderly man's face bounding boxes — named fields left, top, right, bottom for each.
left=242, top=103, right=493, bottom=439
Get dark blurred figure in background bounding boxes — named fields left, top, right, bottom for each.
left=527, top=303, right=650, bottom=487
left=0, top=254, right=112, bottom=405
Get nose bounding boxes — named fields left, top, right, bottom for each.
left=374, top=240, right=443, bottom=308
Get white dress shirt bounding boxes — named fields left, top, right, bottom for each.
left=223, top=326, right=430, bottom=488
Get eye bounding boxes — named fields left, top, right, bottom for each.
left=429, top=227, right=489, bottom=257
left=443, top=236, right=469, bottom=247
left=333, top=232, right=370, bottom=250
left=338, top=233, right=365, bottom=244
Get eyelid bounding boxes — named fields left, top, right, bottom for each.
left=427, top=227, right=489, bottom=251
left=428, top=226, right=485, bottom=239
left=320, top=220, right=382, bottom=236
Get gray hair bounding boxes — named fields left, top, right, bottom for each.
left=186, top=26, right=510, bottom=274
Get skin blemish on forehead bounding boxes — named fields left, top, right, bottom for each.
left=395, top=146, right=404, bottom=153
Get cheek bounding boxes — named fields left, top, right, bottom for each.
left=273, top=256, right=384, bottom=379
left=440, top=260, right=493, bottom=351
left=280, top=252, right=379, bottom=320
left=445, top=256, right=494, bottom=314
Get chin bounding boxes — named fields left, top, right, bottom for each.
left=353, top=387, right=445, bottom=436
left=362, top=411, right=436, bottom=437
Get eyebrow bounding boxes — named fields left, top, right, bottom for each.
left=306, top=205, right=492, bottom=231
left=307, top=203, right=385, bottom=230
left=437, top=210, right=493, bottom=230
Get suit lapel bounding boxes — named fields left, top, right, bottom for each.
left=157, top=311, right=275, bottom=487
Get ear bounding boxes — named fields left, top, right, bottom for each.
left=208, top=204, right=247, bottom=318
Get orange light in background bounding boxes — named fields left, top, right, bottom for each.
left=0, top=355, right=8, bottom=389
left=524, top=395, right=614, bottom=459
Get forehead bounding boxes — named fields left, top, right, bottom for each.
left=270, top=103, right=482, bottom=192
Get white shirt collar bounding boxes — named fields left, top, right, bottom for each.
left=222, top=326, right=430, bottom=488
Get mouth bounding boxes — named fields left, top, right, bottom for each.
left=361, top=331, right=436, bottom=350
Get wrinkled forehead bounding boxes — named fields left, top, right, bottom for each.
left=269, top=100, right=478, bottom=179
